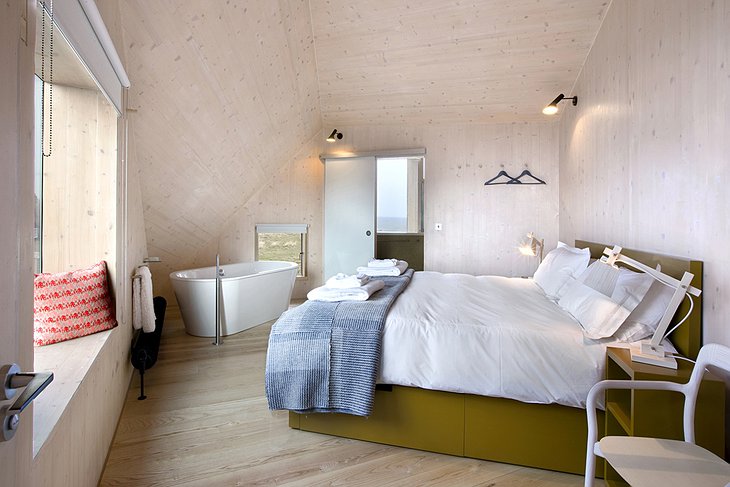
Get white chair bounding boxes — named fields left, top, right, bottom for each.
left=584, top=343, right=730, bottom=487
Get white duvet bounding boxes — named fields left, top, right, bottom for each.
left=378, top=271, right=618, bottom=408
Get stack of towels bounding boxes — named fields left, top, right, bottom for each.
left=307, top=273, right=385, bottom=302
left=357, top=259, right=409, bottom=277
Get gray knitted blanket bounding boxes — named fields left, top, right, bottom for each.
left=265, top=269, right=414, bottom=416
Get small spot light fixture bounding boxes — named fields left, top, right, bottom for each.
left=326, top=129, right=343, bottom=142
left=542, top=93, right=578, bottom=115
left=518, top=232, right=544, bottom=263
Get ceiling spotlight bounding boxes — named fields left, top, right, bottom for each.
left=326, top=129, right=343, bottom=142
left=542, top=93, right=578, bottom=115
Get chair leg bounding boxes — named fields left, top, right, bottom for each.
left=584, top=439, right=600, bottom=487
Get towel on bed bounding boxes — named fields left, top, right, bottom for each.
left=367, top=258, right=398, bottom=268
left=357, top=260, right=408, bottom=276
left=307, top=279, right=384, bottom=302
left=266, top=269, right=414, bottom=416
left=325, top=273, right=371, bottom=289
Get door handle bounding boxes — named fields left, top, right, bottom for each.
left=1, top=363, right=54, bottom=441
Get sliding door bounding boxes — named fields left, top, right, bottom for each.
left=324, top=157, right=376, bottom=278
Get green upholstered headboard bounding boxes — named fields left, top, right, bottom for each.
left=575, top=240, right=703, bottom=360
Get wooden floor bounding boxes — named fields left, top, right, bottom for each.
left=100, top=309, right=599, bottom=486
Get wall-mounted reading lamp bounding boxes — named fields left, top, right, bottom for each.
left=601, top=245, right=702, bottom=369
left=326, top=129, right=343, bottom=142
left=518, top=232, right=544, bottom=263
left=542, top=93, right=578, bottom=115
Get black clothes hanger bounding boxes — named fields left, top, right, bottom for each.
left=484, top=170, right=519, bottom=185
left=509, top=169, right=546, bottom=185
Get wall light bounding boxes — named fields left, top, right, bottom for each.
left=518, top=232, right=544, bottom=263
left=542, top=93, right=578, bottom=115
left=326, top=129, right=343, bottom=142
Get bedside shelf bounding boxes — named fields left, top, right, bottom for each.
left=605, top=402, right=630, bottom=435
left=603, top=347, right=725, bottom=486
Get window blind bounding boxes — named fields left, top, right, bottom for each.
left=256, top=224, right=309, bottom=234
left=42, top=0, right=129, bottom=113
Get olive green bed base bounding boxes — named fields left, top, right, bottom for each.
left=289, top=241, right=702, bottom=474
left=290, top=385, right=605, bottom=474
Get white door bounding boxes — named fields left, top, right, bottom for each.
left=1, top=1, right=35, bottom=485
left=324, top=157, right=376, bottom=278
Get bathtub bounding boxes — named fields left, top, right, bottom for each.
left=170, top=261, right=298, bottom=337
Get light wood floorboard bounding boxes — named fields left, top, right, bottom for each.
left=100, top=309, right=600, bottom=486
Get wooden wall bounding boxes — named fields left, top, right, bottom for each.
left=328, top=122, right=560, bottom=279
left=118, top=0, right=322, bottom=302
left=559, top=0, right=730, bottom=345
left=197, top=134, right=324, bottom=299
left=41, top=85, right=117, bottom=275
left=0, top=1, right=36, bottom=485
left=192, top=120, right=559, bottom=296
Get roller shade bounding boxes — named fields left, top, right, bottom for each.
left=256, top=224, right=309, bottom=234
left=42, top=0, right=129, bottom=113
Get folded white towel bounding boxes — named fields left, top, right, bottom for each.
left=326, top=273, right=370, bottom=289
left=307, top=279, right=385, bottom=302
left=356, top=260, right=408, bottom=277
left=133, top=266, right=156, bottom=332
left=368, top=258, right=398, bottom=268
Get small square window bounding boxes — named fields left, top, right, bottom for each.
left=255, top=224, right=308, bottom=277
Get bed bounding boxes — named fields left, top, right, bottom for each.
left=283, top=241, right=704, bottom=474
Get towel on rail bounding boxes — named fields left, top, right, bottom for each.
left=133, top=266, right=156, bottom=332
left=307, top=279, right=385, bottom=302
left=357, top=260, right=408, bottom=277
left=367, top=258, right=398, bottom=268
left=325, top=273, right=370, bottom=289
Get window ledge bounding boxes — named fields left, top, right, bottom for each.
left=32, top=328, right=114, bottom=457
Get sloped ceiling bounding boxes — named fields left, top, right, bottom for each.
left=119, top=0, right=321, bottom=285
left=118, top=0, right=608, bottom=292
left=310, top=0, right=609, bottom=124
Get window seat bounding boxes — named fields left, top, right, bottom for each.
left=32, top=328, right=114, bottom=456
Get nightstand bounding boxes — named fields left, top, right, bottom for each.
left=603, top=347, right=726, bottom=486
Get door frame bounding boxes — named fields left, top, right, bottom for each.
left=0, top=1, right=37, bottom=485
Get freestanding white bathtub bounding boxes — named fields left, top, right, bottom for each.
left=170, top=261, right=297, bottom=337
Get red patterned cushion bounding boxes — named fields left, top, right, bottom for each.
left=33, top=261, right=117, bottom=346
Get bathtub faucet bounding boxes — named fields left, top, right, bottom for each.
left=218, top=268, right=225, bottom=277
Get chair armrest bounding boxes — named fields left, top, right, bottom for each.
left=587, top=379, right=686, bottom=411
left=584, top=379, right=689, bottom=486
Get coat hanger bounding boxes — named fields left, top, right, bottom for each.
left=484, top=170, right=519, bottom=186
left=507, top=169, right=546, bottom=185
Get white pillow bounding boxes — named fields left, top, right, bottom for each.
left=611, top=267, right=655, bottom=310
left=559, top=263, right=653, bottom=339
left=533, top=242, right=590, bottom=300
left=613, top=275, right=675, bottom=342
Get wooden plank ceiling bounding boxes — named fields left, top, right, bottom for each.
left=117, top=0, right=607, bottom=289
left=310, top=0, right=609, bottom=124
left=119, top=0, right=321, bottom=286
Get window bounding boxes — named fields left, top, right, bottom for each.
left=32, top=2, right=121, bottom=455
left=255, top=224, right=308, bottom=277
left=376, top=157, right=424, bottom=233
left=34, top=9, right=118, bottom=276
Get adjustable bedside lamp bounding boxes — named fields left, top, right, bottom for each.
left=518, top=232, right=544, bottom=263
left=601, top=246, right=702, bottom=369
